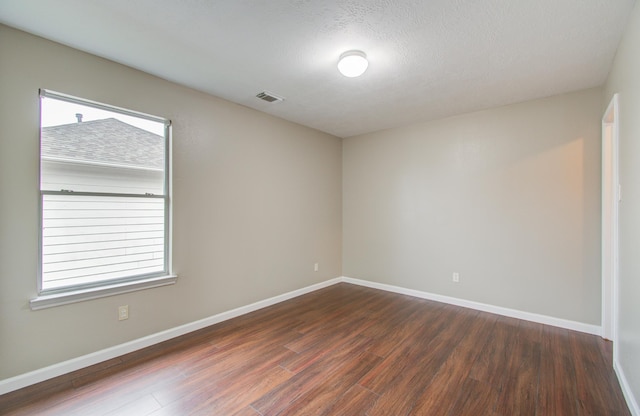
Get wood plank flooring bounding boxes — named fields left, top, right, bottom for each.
left=0, top=283, right=630, bottom=415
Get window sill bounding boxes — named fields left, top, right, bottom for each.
left=30, top=275, right=178, bottom=310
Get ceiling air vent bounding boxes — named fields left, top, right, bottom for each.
left=256, top=91, right=284, bottom=103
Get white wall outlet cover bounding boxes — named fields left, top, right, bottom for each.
left=118, top=305, right=129, bottom=320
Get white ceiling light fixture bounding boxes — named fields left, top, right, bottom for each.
left=338, top=50, right=368, bottom=78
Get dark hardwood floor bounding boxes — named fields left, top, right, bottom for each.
left=0, top=283, right=630, bottom=415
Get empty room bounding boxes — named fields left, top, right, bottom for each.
left=1, top=0, right=639, bottom=415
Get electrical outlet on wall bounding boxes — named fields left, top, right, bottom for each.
left=118, top=305, right=129, bottom=321
left=452, top=272, right=460, bottom=283
left=314, top=263, right=319, bottom=272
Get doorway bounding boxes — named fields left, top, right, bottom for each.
left=602, top=94, right=619, bottom=350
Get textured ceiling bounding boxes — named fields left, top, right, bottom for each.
left=0, top=0, right=636, bottom=137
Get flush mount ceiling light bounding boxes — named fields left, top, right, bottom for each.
left=337, top=50, right=368, bottom=77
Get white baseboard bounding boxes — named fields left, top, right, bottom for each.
left=0, top=277, right=341, bottom=396
left=341, top=276, right=602, bottom=336
left=0, top=275, right=609, bottom=397
left=615, top=359, right=640, bottom=416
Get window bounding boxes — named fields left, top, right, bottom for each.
left=32, top=90, right=175, bottom=309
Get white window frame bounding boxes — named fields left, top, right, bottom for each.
left=31, top=90, right=176, bottom=310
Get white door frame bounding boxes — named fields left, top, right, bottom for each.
left=602, top=93, right=620, bottom=351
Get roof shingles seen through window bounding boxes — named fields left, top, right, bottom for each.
left=41, top=118, right=164, bottom=170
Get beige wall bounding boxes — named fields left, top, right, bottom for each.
left=343, top=88, right=603, bottom=324
left=605, top=0, right=640, bottom=407
left=0, top=25, right=342, bottom=380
